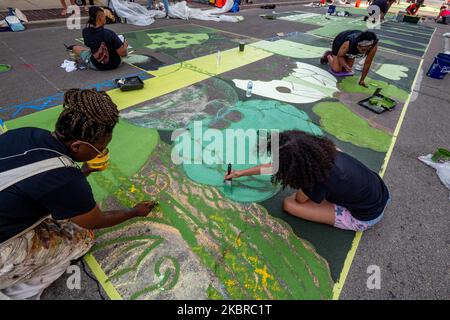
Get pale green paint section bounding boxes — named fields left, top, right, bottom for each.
left=5, top=106, right=159, bottom=203
left=250, top=39, right=328, bottom=59
left=176, top=99, right=322, bottom=202
left=313, top=102, right=392, bottom=152
left=87, top=121, right=159, bottom=203
left=375, top=64, right=409, bottom=81
left=123, top=54, right=151, bottom=64
left=339, top=76, right=409, bottom=102
left=145, top=32, right=209, bottom=50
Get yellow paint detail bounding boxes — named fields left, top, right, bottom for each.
left=255, top=265, right=274, bottom=287
left=235, top=236, right=242, bottom=247
left=108, top=46, right=273, bottom=111
left=84, top=254, right=123, bottom=300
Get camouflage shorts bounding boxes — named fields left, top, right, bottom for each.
left=0, top=218, right=94, bottom=291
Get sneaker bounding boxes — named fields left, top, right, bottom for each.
left=320, top=50, right=332, bottom=65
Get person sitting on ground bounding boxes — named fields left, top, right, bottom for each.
left=435, top=5, right=450, bottom=24
left=60, top=0, right=76, bottom=16
left=320, top=30, right=378, bottom=87
left=68, top=7, right=128, bottom=71
left=0, top=89, right=156, bottom=299
left=406, top=1, right=421, bottom=15
left=364, top=0, right=396, bottom=22
left=224, top=130, right=390, bottom=232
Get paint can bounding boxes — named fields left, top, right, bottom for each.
left=239, top=41, right=246, bottom=52
left=426, top=53, right=450, bottom=79
left=86, top=148, right=110, bottom=171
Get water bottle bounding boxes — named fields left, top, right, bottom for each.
left=216, top=50, right=221, bottom=66
left=246, top=81, right=253, bottom=98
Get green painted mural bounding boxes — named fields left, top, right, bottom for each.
left=92, top=139, right=334, bottom=300
left=175, top=99, right=322, bottom=202
left=339, top=76, right=409, bottom=102
left=375, top=64, right=409, bottom=81
left=313, top=102, right=392, bottom=152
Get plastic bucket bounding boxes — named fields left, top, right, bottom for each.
left=427, top=53, right=450, bottom=79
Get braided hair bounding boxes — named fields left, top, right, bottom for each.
left=271, top=130, right=338, bottom=191
left=55, top=89, right=119, bottom=144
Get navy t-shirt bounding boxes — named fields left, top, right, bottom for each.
left=82, top=26, right=123, bottom=70
left=0, top=128, right=96, bottom=242
left=303, top=152, right=389, bottom=221
left=372, top=0, right=390, bottom=14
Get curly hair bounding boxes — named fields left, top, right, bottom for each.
left=55, top=88, right=119, bottom=144
left=271, top=130, right=338, bottom=191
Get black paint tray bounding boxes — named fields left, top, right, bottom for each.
left=358, top=89, right=397, bottom=114
left=115, top=76, right=144, bottom=91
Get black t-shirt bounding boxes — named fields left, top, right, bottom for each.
left=303, top=152, right=389, bottom=221
left=82, top=26, right=123, bottom=70
left=372, top=0, right=390, bottom=14
left=0, top=128, right=96, bottom=243
left=332, top=30, right=378, bottom=59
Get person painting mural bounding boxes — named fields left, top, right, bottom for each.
left=225, top=130, right=390, bottom=232
left=0, top=89, right=156, bottom=299
left=67, top=7, right=128, bottom=71
left=320, top=30, right=379, bottom=87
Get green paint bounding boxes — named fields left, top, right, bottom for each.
left=176, top=99, right=322, bottom=202
left=145, top=32, right=209, bottom=50
left=313, top=102, right=392, bottom=152
left=375, top=64, right=409, bottom=81
left=88, top=120, right=158, bottom=203
left=339, top=76, right=409, bottom=102
left=207, top=285, right=225, bottom=300
left=123, top=54, right=151, bottom=64
left=93, top=141, right=333, bottom=299
left=250, top=39, right=327, bottom=59
left=304, top=16, right=366, bottom=38
left=369, top=96, right=396, bottom=109
left=6, top=105, right=62, bottom=131
left=0, top=64, right=11, bottom=73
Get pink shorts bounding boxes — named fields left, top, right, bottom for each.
left=334, top=205, right=385, bottom=231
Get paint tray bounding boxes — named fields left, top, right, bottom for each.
left=115, top=76, right=144, bottom=91
left=358, top=89, right=397, bottom=114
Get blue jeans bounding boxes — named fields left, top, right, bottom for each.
left=147, top=0, right=170, bottom=15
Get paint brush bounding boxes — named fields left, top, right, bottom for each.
left=223, top=163, right=232, bottom=195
